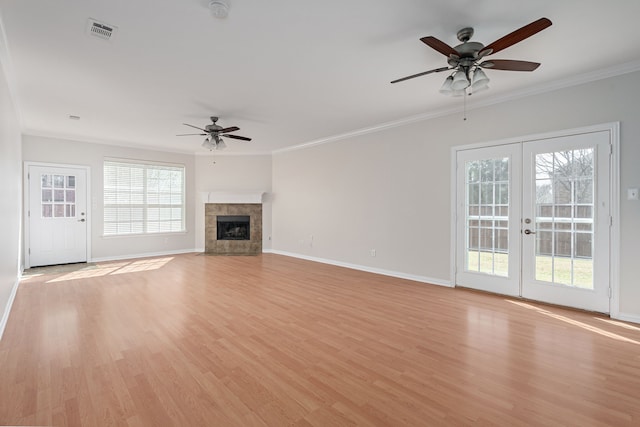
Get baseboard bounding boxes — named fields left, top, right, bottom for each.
left=269, top=249, right=452, bottom=287
left=195, top=248, right=273, bottom=254
left=0, top=275, right=21, bottom=341
left=612, top=312, right=640, bottom=325
left=91, top=248, right=198, bottom=263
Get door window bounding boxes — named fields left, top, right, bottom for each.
left=464, top=157, right=510, bottom=277
left=534, top=149, right=594, bottom=288
left=41, top=173, right=76, bottom=218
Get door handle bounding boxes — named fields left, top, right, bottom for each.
left=524, top=229, right=535, bottom=235
left=78, top=218, right=86, bottom=222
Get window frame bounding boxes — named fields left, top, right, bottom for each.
left=103, top=158, right=186, bottom=237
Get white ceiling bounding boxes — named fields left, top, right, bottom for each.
left=1, top=0, right=639, bottom=154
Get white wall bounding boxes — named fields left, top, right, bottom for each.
left=273, top=127, right=448, bottom=283
left=0, top=53, right=22, bottom=337
left=194, top=154, right=272, bottom=251
left=22, top=136, right=197, bottom=261
left=272, top=70, right=640, bottom=320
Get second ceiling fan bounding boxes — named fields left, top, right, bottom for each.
left=391, top=17, right=552, bottom=95
left=177, top=116, right=252, bottom=150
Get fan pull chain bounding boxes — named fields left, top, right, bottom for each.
left=463, top=90, right=468, bottom=121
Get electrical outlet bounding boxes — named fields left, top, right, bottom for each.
left=370, top=249, right=376, bottom=257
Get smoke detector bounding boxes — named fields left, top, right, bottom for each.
left=86, top=18, right=117, bottom=41
left=209, top=0, right=230, bottom=19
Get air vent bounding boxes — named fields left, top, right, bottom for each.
left=86, top=18, right=117, bottom=41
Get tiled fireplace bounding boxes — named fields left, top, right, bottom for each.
left=205, top=203, right=262, bottom=255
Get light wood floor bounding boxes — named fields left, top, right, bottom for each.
left=1, top=253, right=639, bottom=426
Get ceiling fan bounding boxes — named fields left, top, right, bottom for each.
left=391, top=17, right=552, bottom=96
left=177, top=116, right=252, bottom=150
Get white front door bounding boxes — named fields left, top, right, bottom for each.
left=521, top=131, right=611, bottom=313
left=455, top=129, right=612, bottom=313
left=27, top=164, right=88, bottom=267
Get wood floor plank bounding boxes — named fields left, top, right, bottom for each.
left=1, top=253, right=639, bottom=426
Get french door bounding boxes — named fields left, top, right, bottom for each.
left=26, top=164, right=88, bottom=267
left=455, top=130, right=611, bottom=313
left=456, top=144, right=521, bottom=297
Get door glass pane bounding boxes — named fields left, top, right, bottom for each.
left=465, top=158, right=509, bottom=276
left=41, top=174, right=52, bottom=188
left=54, top=175, right=65, bottom=188
left=534, top=148, right=594, bottom=288
left=41, top=173, right=77, bottom=219
left=64, top=176, right=76, bottom=217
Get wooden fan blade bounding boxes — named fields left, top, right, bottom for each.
left=420, top=36, right=459, bottom=57
left=182, top=123, right=207, bottom=132
left=481, top=59, right=541, bottom=71
left=391, top=67, right=450, bottom=84
left=482, top=17, right=552, bottom=55
left=224, top=134, right=252, bottom=141
left=219, top=126, right=240, bottom=133
left=177, top=133, right=207, bottom=136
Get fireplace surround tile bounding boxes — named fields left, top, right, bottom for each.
left=205, top=203, right=262, bottom=255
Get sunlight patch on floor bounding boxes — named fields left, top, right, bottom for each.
left=594, top=317, right=640, bottom=332
left=45, top=257, right=174, bottom=283
left=507, top=300, right=640, bottom=345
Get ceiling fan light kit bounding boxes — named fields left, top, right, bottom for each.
left=179, top=116, right=251, bottom=151
left=202, top=135, right=228, bottom=151
left=451, top=71, right=471, bottom=90
left=202, top=137, right=218, bottom=151
left=392, top=17, right=552, bottom=98
left=472, top=68, right=489, bottom=87
left=439, top=75, right=454, bottom=94
left=440, top=68, right=489, bottom=95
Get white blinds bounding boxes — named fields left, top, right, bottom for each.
left=103, top=160, right=185, bottom=236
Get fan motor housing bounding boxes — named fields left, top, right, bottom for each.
left=454, top=41, right=484, bottom=57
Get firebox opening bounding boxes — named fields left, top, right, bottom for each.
left=217, top=215, right=250, bottom=240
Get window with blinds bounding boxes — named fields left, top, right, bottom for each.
left=103, top=160, right=185, bottom=236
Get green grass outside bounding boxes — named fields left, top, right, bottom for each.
left=466, top=251, right=593, bottom=289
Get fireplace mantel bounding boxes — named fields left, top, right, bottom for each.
left=203, top=192, right=265, bottom=204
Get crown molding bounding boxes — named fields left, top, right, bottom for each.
left=274, top=60, right=640, bottom=155
left=272, top=106, right=461, bottom=154
left=466, top=59, right=640, bottom=114
left=23, top=129, right=273, bottom=157
left=23, top=130, right=198, bottom=156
